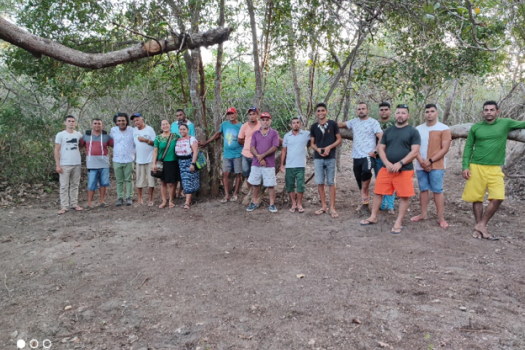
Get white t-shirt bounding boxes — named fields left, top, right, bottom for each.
left=282, top=130, right=310, bottom=168
left=111, top=126, right=135, bottom=163
left=415, top=122, right=451, bottom=170
left=345, top=118, right=382, bottom=158
left=133, top=125, right=156, bottom=164
left=55, top=130, right=82, bottom=166
left=175, top=137, right=197, bottom=156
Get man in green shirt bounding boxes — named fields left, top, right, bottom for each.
left=462, top=100, right=525, bottom=240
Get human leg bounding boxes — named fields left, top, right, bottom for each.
left=168, top=183, right=175, bottom=207
left=124, top=162, right=134, bottom=200
left=393, top=197, right=410, bottom=233
left=475, top=199, right=502, bottom=238
left=325, top=158, right=337, bottom=215
left=59, top=166, right=73, bottom=210
left=69, top=165, right=82, bottom=209
left=295, top=168, right=305, bottom=211
left=114, top=162, right=125, bottom=199
left=360, top=157, right=375, bottom=203
left=159, top=181, right=168, bottom=208
left=99, top=168, right=110, bottom=204
left=247, top=166, right=262, bottom=210
left=285, top=168, right=297, bottom=209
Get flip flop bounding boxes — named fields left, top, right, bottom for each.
left=410, top=215, right=427, bottom=222
left=362, top=197, right=370, bottom=205
left=484, top=236, right=499, bottom=241
left=182, top=204, right=190, bottom=211
left=297, top=207, right=305, bottom=213
left=148, top=201, right=154, bottom=207
left=159, top=202, right=167, bottom=209
left=169, top=201, right=175, bottom=208
left=330, top=211, right=339, bottom=218
left=230, top=195, right=238, bottom=202
left=472, top=230, right=482, bottom=239
left=315, top=208, right=327, bottom=215
left=360, top=219, right=377, bottom=226
left=289, top=207, right=297, bottom=213
left=71, top=206, right=83, bottom=211
left=57, top=208, right=68, bottom=215
left=99, top=202, right=108, bottom=208
left=220, top=198, right=229, bottom=203
left=391, top=226, right=404, bottom=234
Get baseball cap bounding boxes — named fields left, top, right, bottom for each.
left=247, top=106, right=259, bottom=113
left=130, top=113, right=143, bottom=120
left=226, top=107, right=237, bottom=114
left=260, top=112, right=271, bottom=119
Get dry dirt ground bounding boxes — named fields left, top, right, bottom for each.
left=1, top=140, right=525, bottom=350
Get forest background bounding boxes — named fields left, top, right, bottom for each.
left=1, top=0, right=524, bottom=196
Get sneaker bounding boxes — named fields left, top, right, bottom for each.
left=268, top=204, right=278, bottom=213
left=116, top=198, right=123, bottom=207
left=126, top=198, right=132, bottom=206
left=246, top=202, right=259, bottom=212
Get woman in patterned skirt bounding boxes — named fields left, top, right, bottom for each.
left=175, top=124, right=200, bottom=210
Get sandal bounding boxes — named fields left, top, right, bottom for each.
left=362, top=197, right=370, bottom=205
left=182, top=204, right=190, bottom=211
left=84, top=206, right=92, bottom=211
left=169, top=200, right=175, bottom=208
left=391, top=226, right=404, bottom=234
left=220, top=197, right=229, bottom=204
left=159, top=202, right=167, bottom=209
left=315, top=208, right=327, bottom=215
left=297, top=207, right=305, bottom=213
left=71, top=206, right=83, bottom=211
left=57, top=208, right=68, bottom=215
left=360, top=219, right=377, bottom=226
left=330, top=211, right=339, bottom=218
left=229, top=195, right=238, bottom=202
left=289, top=207, right=297, bottom=213
left=99, top=202, right=108, bottom=208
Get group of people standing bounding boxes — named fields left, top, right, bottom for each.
left=55, top=100, right=524, bottom=240
left=54, top=110, right=200, bottom=213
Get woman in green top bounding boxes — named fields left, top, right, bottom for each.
left=152, top=119, right=179, bottom=208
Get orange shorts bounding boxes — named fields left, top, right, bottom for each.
left=374, top=168, right=415, bottom=197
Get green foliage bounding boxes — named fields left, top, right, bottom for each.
left=0, top=103, right=61, bottom=183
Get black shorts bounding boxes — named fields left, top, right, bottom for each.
left=353, top=157, right=375, bottom=189
left=160, top=160, right=181, bottom=184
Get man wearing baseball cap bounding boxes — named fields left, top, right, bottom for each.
left=200, top=107, right=243, bottom=202
left=131, top=113, right=157, bottom=206
left=247, top=112, right=280, bottom=213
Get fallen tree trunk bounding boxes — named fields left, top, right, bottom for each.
left=340, top=123, right=525, bottom=142
left=0, top=16, right=232, bottom=69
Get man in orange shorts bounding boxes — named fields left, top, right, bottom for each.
left=462, top=100, right=525, bottom=240
left=360, top=104, right=421, bottom=233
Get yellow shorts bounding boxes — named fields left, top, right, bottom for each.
left=462, top=164, right=505, bottom=202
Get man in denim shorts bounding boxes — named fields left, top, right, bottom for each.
left=201, top=107, right=243, bottom=202
left=80, top=118, right=114, bottom=209
left=411, top=104, right=452, bottom=229
left=310, top=103, right=342, bottom=218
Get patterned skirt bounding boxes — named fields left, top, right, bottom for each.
left=178, top=158, right=200, bottom=194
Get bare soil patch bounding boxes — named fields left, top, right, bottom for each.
left=1, top=140, right=524, bottom=350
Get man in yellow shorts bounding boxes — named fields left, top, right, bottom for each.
left=462, top=100, right=525, bottom=240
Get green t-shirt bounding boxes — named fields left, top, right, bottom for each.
left=462, top=118, right=525, bottom=170
left=379, top=119, right=395, bottom=131
left=154, top=133, right=179, bottom=162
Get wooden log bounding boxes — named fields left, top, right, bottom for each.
left=339, top=123, right=525, bottom=142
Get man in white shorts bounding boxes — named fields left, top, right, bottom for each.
left=246, top=112, right=280, bottom=213
left=132, top=113, right=156, bottom=206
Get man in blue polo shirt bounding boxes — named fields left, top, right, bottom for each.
left=280, top=117, right=310, bottom=213
left=201, top=107, right=243, bottom=202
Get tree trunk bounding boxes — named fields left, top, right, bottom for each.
left=287, top=21, right=303, bottom=117
left=442, top=79, right=458, bottom=124
left=246, top=0, right=263, bottom=108
left=210, top=0, right=226, bottom=196
left=0, top=16, right=232, bottom=69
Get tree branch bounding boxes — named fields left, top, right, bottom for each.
left=0, top=16, right=232, bottom=69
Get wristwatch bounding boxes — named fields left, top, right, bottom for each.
left=399, top=161, right=404, bottom=166
left=429, top=158, right=434, bottom=164
left=192, top=163, right=196, bottom=166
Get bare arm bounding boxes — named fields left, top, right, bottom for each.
left=190, top=140, right=199, bottom=172
left=201, top=131, right=222, bottom=147
left=370, top=131, right=383, bottom=157
left=429, top=139, right=452, bottom=163
left=280, top=147, right=287, bottom=172
left=337, top=121, right=348, bottom=129
left=54, top=144, right=62, bottom=173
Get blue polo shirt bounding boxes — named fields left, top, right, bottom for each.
left=282, top=130, right=310, bottom=168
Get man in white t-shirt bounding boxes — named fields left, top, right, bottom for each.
left=110, top=112, right=135, bottom=206
left=411, top=104, right=452, bottom=229
left=54, top=115, right=83, bottom=215
left=131, top=113, right=157, bottom=206
left=338, top=102, right=383, bottom=207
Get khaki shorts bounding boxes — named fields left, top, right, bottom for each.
left=136, top=162, right=156, bottom=188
